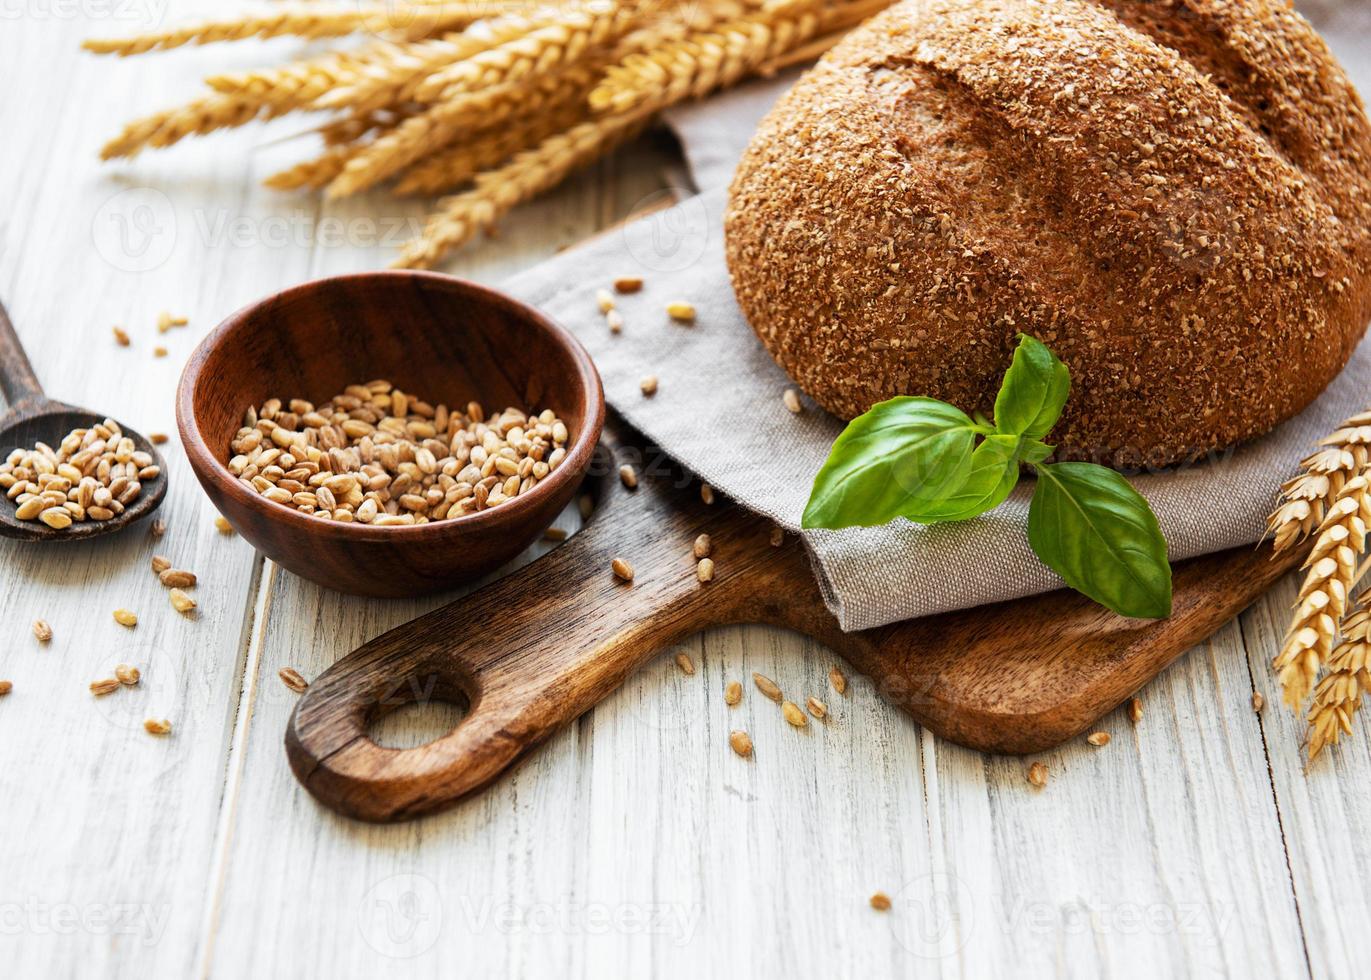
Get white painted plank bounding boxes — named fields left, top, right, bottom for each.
left=1240, top=574, right=1371, bottom=980
left=0, top=6, right=308, bottom=979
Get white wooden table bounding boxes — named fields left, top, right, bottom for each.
left=3, top=7, right=1369, bottom=979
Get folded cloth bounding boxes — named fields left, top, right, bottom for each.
left=504, top=2, right=1371, bottom=631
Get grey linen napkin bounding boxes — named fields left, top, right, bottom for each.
left=504, top=3, right=1371, bottom=631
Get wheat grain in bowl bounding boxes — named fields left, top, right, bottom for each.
left=227, top=383, right=571, bottom=526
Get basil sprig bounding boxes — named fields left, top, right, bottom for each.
left=803, top=334, right=1172, bottom=619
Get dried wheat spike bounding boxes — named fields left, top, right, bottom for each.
left=1269, top=412, right=1371, bottom=553
left=1308, top=587, right=1371, bottom=762
left=1274, top=474, right=1371, bottom=709
left=85, top=6, right=396, bottom=55
left=413, top=2, right=639, bottom=102
left=393, top=101, right=589, bottom=195
left=264, top=145, right=363, bottom=191
left=100, top=92, right=263, bottom=160
left=392, top=108, right=651, bottom=268
left=101, top=44, right=403, bottom=159
left=588, top=0, right=822, bottom=113
left=319, top=6, right=582, bottom=117
left=391, top=0, right=832, bottom=266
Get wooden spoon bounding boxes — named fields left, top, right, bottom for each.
left=0, top=298, right=166, bottom=541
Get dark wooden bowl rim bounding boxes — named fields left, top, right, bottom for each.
left=176, top=270, right=605, bottom=544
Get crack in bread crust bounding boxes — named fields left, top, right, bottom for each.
left=724, top=0, right=1371, bottom=467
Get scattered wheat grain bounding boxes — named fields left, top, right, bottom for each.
left=870, top=892, right=892, bottom=911
left=753, top=672, right=781, bottom=702
left=113, top=608, right=137, bottom=627
left=116, top=664, right=141, bottom=686
left=144, top=718, right=172, bottom=736
left=781, top=700, right=807, bottom=727
left=169, top=588, right=196, bottom=614
left=729, top=729, right=752, bottom=758
left=32, top=619, right=52, bottom=643
left=90, top=678, right=120, bottom=696
left=696, top=558, right=714, bottom=583
left=619, top=464, right=638, bottom=489
left=279, top=667, right=309, bottom=693
left=1027, top=761, right=1049, bottom=788
left=160, top=569, right=196, bottom=588
left=806, top=696, right=827, bottom=719
left=675, top=652, right=695, bottom=676
left=614, top=277, right=643, bottom=293
left=724, top=680, right=742, bottom=705
left=639, top=375, right=658, bottom=397
left=829, top=666, right=847, bottom=695
left=113, top=326, right=130, bottom=346
left=612, top=556, right=634, bottom=582
left=1086, top=731, right=1110, bottom=747
left=783, top=389, right=802, bottom=414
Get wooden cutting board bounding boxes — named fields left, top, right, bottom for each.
left=286, top=412, right=1302, bottom=822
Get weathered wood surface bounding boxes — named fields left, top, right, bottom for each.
left=0, top=5, right=1366, bottom=979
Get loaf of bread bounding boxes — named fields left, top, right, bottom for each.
left=725, top=0, right=1371, bottom=466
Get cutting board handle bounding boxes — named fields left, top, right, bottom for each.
left=285, top=436, right=800, bottom=822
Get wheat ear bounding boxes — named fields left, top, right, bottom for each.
left=412, top=2, right=639, bottom=102
left=587, top=0, right=821, bottom=113
left=315, top=14, right=557, bottom=116
left=1308, top=587, right=1371, bottom=761
left=393, top=100, right=590, bottom=196
left=85, top=7, right=393, bottom=55
left=392, top=109, right=651, bottom=269
left=1268, top=412, right=1371, bottom=553
left=394, top=0, right=819, bottom=267
left=101, top=43, right=414, bottom=158
left=1274, top=474, right=1371, bottom=709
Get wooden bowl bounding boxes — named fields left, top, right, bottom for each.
left=176, top=271, right=604, bottom=597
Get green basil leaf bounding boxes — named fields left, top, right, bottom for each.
left=1027, top=462, right=1172, bottom=619
left=907, top=434, right=1023, bottom=523
left=995, top=334, right=1071, bottom=440
left=802, top=397, right=979, bottom=529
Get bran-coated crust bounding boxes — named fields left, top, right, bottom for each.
left=725, top=0, right=1371, bottom=466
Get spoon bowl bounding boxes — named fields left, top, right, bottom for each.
left=0, top=303, right=167, bottom=542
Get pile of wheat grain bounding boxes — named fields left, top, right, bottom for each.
left=86, top=0, right=890, bottom=268
left=1268, top=410, right=1371, bottom=761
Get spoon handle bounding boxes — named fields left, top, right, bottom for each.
left=0, top=298, right=44, bottom=406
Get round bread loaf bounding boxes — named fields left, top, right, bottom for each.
left=725, top=0, right=1371, bottom=466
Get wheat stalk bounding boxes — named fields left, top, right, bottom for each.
left=101, top=42, right=419, bottom=158
left=89, top=0, right=895, bottom=256
left=392, top=109, right=651, bottom=269
left=1275, top=473, right=1371, bottom=710
left=393, top=98, right=590, bottom=195
left=1269, top=411, right=1371, bottom=553
left=1308, top=587, right=1371, bottom=761
left=412, top=1, right=639, bottom=102
left=394, top=0, right=822, bottom=267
